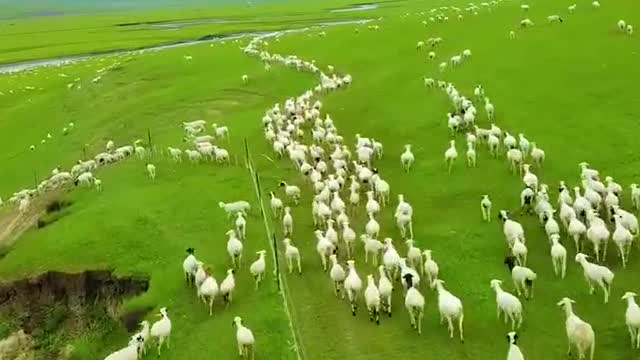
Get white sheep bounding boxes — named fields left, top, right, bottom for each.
left=498, top=211, right=525, bottom=247
left=462, top=49, right=472, bottom=58
left=504, top=256, right=536, bottom=299
left=315, top=230, right=335, bottom=271
left=227, top=230, right=243, bottom=268
left=182, top=247, right=198, bottom=285
left=342, top=221, right=357, bottom=259
left=219, top=201, right=251, bottom=218
left=511, top=238, right=528, bottom=267
left=280, top=181, right=301, bottom=204
left=365, top=213, right=380, bottom=239
left=592, top=1, right=600, bottom=8
left=491, top=279, right=523, bottom=330
left=520, top=18, right=534, bottom=27
left=466, top=141, right=476, bottom=167
left=444, top=140, right=458, bottom=173
left=631, top=184, right=640, bottom=209
left=506, top=332, right=525, bottom=360
left=618, top=20, right=627, bottom=31
left=404, top=273, right=425, bottom=334
left=211, top=123, right=230, bottom=140
left=242, top=74, right=249, bottom=84
left=481, top=195, right=492, bottom=222
left=612, top=214, right=633, bottom=268
left=399, top=258, right=421, bottom=292
left=283, top=238, right=301, bottom=274
left=423, top=249, right=440, bottom=284
left=405, top=239, right=422, bottom=271
left=361, top=234, right=384, bottom=265
left=235, top=212, right=246, bottom=240
left=585, top=211, right=609, bottom=263
left=547, top=15, right=563, bottom=23
left=197, top=272, right=219, bottom=316
left=220, top=268, right=236, bottom=304
left=146, top=163, right=156, bottom=180
left=329, top=254, right=346, bottom=298
left=509, top=30, right=516, bottom=39
left=364, top=274, right=381, bottom=324
left=105, top=336, right=144, bottom=360
left=249, top=250, right=267, bottom=289
left=150, top=307, right=171, bottom=356
left=522, top=164, right=538, bottom=192
left=575, top=253, right=614, bottom=303
left=485, top=97, right=495, bottom=120
left=622, top=292, right=640, bottom=349
left=345, top=260, right=363, bottom=315
left=233, top=317, right=255, bottom=360
left=383, top=238, right=401, bottom=280
left=400, top=144, right=415, bottom=171
left=377, top=265, right=393, bottom=316
left=130, top=321, right=150, bottom=356
left=270, top=192, right=283, bottom=218
left=432, top=279, right=464, bottom=341
left=628, top=25, right=634, bottom=35
left=557, top=298, right=595, bottom=360
left=549, top=234, right=567, bottom=278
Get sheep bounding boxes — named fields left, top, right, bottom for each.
left=549, top=234, right=567, bottom=278
left=150, top=307, right=172, bottom=356
left=490, top=279, right=523, bottom=330
left=280, top=181, right=301, bottom=204
left=591, top=1, right=600, bottom=8
left=329, top=254, right=346, bottom=297
left=106, top=140, right=115, bottom=152
left=399, top=258, right=421, bottom=292
left=282, top=238, right=301, bottom=274
left=612, top=205, right=639, bottom=234
left=269, top=192, right=283, bottom=218
left=342, top=221, right=357, bottom=259
left=75, top=171, right=94, bottom=187
left=505, top=332, right=525, bottom=360
left=628, top=25, right=634, bottom=35
left=507, top=149, right=523, bottom=174
left=416, top=41, right=425, bottom=49
left=484, top=97, right=495, bottom=120
left=579, top=162, right=599, bottom=180
left=618, top=20, right=627, bottom=31
left=405, top=240, right=422, bottom=271
left=383, top=238, right=401, bottom=280
left=520, top=18, right=534, bottom=27
left=520, top=4, right=529, bottom=11
left=105, top=336, right=144, bottom=360
left=631, top=184, right=640, bottom=209
left=509, top=30, right=516, bottom=39
left=182, top=247, right=198, bottom=285
left=622, top=292, right=640, bottom=349
left=568, top=4, right=577, bottom=12
left=585, top=212, right=609, bottom=263
left=227, top=230, right=243, bottom=268
left=344, top=260, right=363, bottom=315
left=444, top=140, right=458, bottom=173
left=605, top=176, right=622, bottom=197
left=376, top=265, right=394, bottom=316
left=432, top=279, right=464, bottom=341
left=481, top=195, right=492, bottom=222
left=194, top=261, right=206, bottom=288
left=211, top=123, right=230, bottom=140
left=422, top=249, right=439, bottom=284
left=544, top=211, right=560, bottom=238
left=612, top=214, right=633, bottom=268
left=511, top=238, right=528, bottom=266
left=242, top=75, right=249, bottom=84
left=575, top=253, right=614, bottom=303
left=504, top=256, right=537, bottom=299
left=197, top=272, right=219, bottom=316
left=233, top=317, right=255, bottom=360
left=404, top=273, right=425, bottom=334
left=521, top=164, right=538, bottom=193
left=219, top=201, right=251, bottom=218
left=282, top=207, right=293, bottom=236
left=365, top=213, right=380, bottom=239
left=462, top=49, right=472, bottom=58
left=145, top=163, right=156, bottom=180
left=361, top=234, right=384, bottom=265
left=130, top=321, right=150, bottom=356
left=315, top=230, right=335, bottom=271
left=400, top=144, right=415, bottom=171
left=498, top=211, right=525, bottom=247
left=557, top=298, right=595, bottom=360
left=465, top=141, right=476, bottom=167
left=249, top=250, right=267, bottom=290
left=548, top=15, right=563, bottom=23
left=428, top=51, right=436, bottom=59
left=450, top=55, right=462, bottom=66
left=423, top=77, right=435, bottom=88
left=439, top=62, right=448, bottom=72
left=219, top=268, right=236, bottom=305
left=364, top=275, right=381, bottom=324
left=235, top=212, right=247, bottom=240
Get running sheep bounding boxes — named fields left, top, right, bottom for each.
left=557, top=298, right=595, bottom=360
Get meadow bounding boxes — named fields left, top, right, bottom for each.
left=1, top=0, right=640, bottom=359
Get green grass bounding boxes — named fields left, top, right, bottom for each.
left=1, top=0, right=640, bottom=359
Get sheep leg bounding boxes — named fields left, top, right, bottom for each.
left=409, top=310, right=416, bottom=329
left=409, top=221, right=414, bottom=240
left=561, top=257, right=566, bottom=279
left=296, top=257, right=302, bottom=274
left=599, top=281, right=609, bottom=303
left=209, top=298, right=214, bottom=316
left=287, top=258, right=293, bottom=273
left=375, top=307, right=380, bottom=325
left=628, top=325, right=636, bottom=347
left=458, top=314, right=465, bottom=342
left=364, top=250, right=369, bottom=263
left=237, top=341, right=243, bottom=356
left=446, top=317, right=454, bottom=338
left=321, top=255, right=327, bottom=271
left=417, top=312, right=423, bottom=335
left=157, top=337, right=165, bottom=355
left=602, top=239, right=609, bottom=261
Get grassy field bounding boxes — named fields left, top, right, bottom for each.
left=1, top=0, right=640, bottom=359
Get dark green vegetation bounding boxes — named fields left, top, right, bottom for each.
left=1, top=0, right=639, bottom=359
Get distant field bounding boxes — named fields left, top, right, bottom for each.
left=1, top=0, right=640, bottom=359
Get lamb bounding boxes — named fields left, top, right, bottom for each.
left=364, top=275, right=381, bottom=324
left=227, top=230, right=243, bottom=268
left=361, top=234, right=384, bottom=265
left=280, top=181, right=301, bottom=204
left=481, top=195, right=492, bottom=221
left=219, top=201, right=251, bottom=218
left=315, top=230, right=335, bottom=271
left=432, top=279, right=464, bottom=342
left=557, top=298, right=595, bottom=360
left=423, top=249, right=439, bottom=284
left=549, top=234, right=567, bottom=278
left=150, top=307, right=172, bottom=356
left=400, top=144, right=415, bottom=171
left=104, top=336, right=144, bottom=360
left=490, top=279, right=523, bottom=330
left=197, top=272, right=219, bottom=315
left=329, top=254, right=346, bottom=297
left=220, top=269, right=236, bottom=304
left=283, top=238, right=301, bottom=274
left=575, top=253, right=614, bottom=303
left=344, top=260, right=363, bottom=315
left=182, top=247, right=198, bottom=285
left=504, top=256, right=536, bottom=299
left=233, top=317, right=255, bottom=360
left=282, top=207, right=293, bottom=236
left=444, top=140, right=458, bottom=173
left=622, top=292, right=640, bottom=349
left=612, top=214, right=633, bottom=268
left=249, top=250, right=267, bottom=289
left=404, top=273, right=425, bottom=334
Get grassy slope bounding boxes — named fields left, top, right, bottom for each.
left=1, top=0, right=640, bottom=359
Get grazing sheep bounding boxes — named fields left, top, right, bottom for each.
left=622, top=292, right=640, bottom=349
left=575, top=253, right=614, bottom=303
left=150, top=307, right=171, bottom=356
left=490, top=279, right=523, bottom=330
left=233, top=317, right=255, bottom=360
left=432, top=279, right=464, bottom=342
left=548, top=15, right=563, bottom=23
left=557, top=298, right=595, bottom=360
